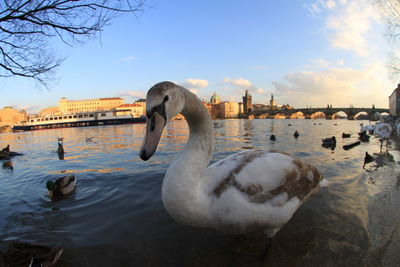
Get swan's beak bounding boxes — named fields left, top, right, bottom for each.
left=139, top=112, right=166, bottom=161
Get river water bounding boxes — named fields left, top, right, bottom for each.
left=0, top=119, right=400, bottom=266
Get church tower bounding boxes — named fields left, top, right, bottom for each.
left=243, top=90, right=252, bottom=113
left=269, top=93, right=276, bottom=110
left=209, top=92, right=220, bottom=105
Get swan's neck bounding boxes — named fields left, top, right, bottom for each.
left=161, top=88, right=214, bottom=226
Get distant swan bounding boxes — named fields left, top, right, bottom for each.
left=139, top=82, right=325, bottom=237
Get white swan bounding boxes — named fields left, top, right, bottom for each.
left=139, top=81, right=324, bottom=237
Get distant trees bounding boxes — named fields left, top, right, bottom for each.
left=0, top=0, right=144, bottom=87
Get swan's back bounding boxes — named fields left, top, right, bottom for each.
left=203, top=149, right=323, bottom=235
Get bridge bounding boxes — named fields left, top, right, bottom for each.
left=247, top=107, right=389, bottom=120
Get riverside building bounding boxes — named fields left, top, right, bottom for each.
left=58, top=97, right=124, bottom=114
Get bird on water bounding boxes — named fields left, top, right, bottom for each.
left=139, top=81, right=325, bottom=238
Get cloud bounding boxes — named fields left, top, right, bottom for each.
left=256, top=88, right=266, bottom=94
left=117, top=91, right=145, bottom=99
left=306, top=0, right=383, bottom=56
left=305, top=58, right=345, bottom=69
left=223, top=78, right=253, bottom=88
left=179, top=78, right=209, bottom=89
left=272, top=64, right=391, bottom=107
left=12, top=104, right=42, bottom=114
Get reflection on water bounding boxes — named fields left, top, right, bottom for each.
left=1, top=120, right=400, bottom=266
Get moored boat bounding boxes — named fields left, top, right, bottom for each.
left=12, top=111, right=146, bottom=131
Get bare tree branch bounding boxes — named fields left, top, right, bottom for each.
left=375, top=0, right=400, bottom=79
left=0, top=0, right=145, bottom=88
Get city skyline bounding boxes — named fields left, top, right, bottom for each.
left=0, top=0, right=396, bottom=113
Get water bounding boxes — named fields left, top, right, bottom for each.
left=1, top=119, right=400, bottom=266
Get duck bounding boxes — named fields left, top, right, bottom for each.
left=1, top=144, right=10, bottom=153
left=322, top=136, right=336, bottom=147
left=342, top=133, right=351, bottom=138
left=46, top=175, right=76, bottom=198
left=2, top=241, right=63, bottom=267
left=57, top=142, right=64, bottom=160
left=358, top=131, right=370, bottom=142
left=363, top=152, right=374, bottom=168
left=270, top=134, right=276, bottom=141
left=294, top=130, right=299, bottom=139
left=139, top=81, right=324, bottom=237
left=0, top=144, right=23, bottom=159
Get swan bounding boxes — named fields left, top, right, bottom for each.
left=374, top=122, right=393, bottom=153
left=139, top=81, right=324, bottom=237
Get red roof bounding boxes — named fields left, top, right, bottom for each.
left=100, top=97, right=123, bottom=100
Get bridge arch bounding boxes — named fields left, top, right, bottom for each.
left=274, top=113, right=287, bottom=119
left=332, top=111, right=348, bottom=119
left=289, top=111, right=305, bottom=119
left=354, top=111, right=369, bottom=120
left=310, top=111, right=326, bottom=119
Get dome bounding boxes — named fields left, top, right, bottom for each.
left=210, top=92, right=220, bottom=104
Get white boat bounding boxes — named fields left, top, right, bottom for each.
left=12, top=111, right=146, bottom=131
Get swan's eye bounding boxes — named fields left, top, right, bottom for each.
left=163, top=95, right=169, bottom=102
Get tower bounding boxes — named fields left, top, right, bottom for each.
left=243, top=90, right=252, bottom=113
left=269, top=94, right=276, bottom=110
left=209, top=92, right=220, bottom=105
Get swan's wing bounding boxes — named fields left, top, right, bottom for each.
left=205, top=149, right=322, bottom=205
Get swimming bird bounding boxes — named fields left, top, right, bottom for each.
left=139, top=81, right=324, bottom=238
left=86, top=137, right=94, bottom=142
left=1, top=144, right=10, bottom=153
left=0, top=145, right=23, bottom=159
left=322, top=136, right=336, bottom=147
left=342, top=133, right=351, bottom=138
left=57, top=142, right=64, bottom=160
left=46, top=175, right=76, bottom=198
left=294, top=130, right=299, bottom=138
left=3, top=242, right=63, bottom=267
left=363, top=152, right=374, bottom=168
left=374, top=123, right=393, bottom=153
left=270, top=134, right=276, bottom=141
left=359, top=132, right=370, bottom=142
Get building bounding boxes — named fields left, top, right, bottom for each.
left=242, top=90, right=252, bottom=113
left=202, top=102, right=219, bottom=120
left=269, top=94, right=277, bottom=110
left=210, top=92, right=221, bottom=105
left=115, top=103, right=146, bottom=117
left=39, top=106, right=61, bottom=116
left=218, top=101, right=241, bottom=119
left=58, top=97, right=124, bottom=114
left=389, top=84, right=400, bottom=116
left=0, top=106, right=27, bottom=126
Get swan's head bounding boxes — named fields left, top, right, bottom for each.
left=139, top=81, right=185, bottom=161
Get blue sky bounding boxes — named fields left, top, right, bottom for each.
left=0, top=0, right=396, bottom=113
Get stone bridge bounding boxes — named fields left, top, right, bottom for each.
left=248, top=107, right=389, bottom=120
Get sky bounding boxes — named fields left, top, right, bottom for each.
left=0, top=0, right=398, bottom=114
